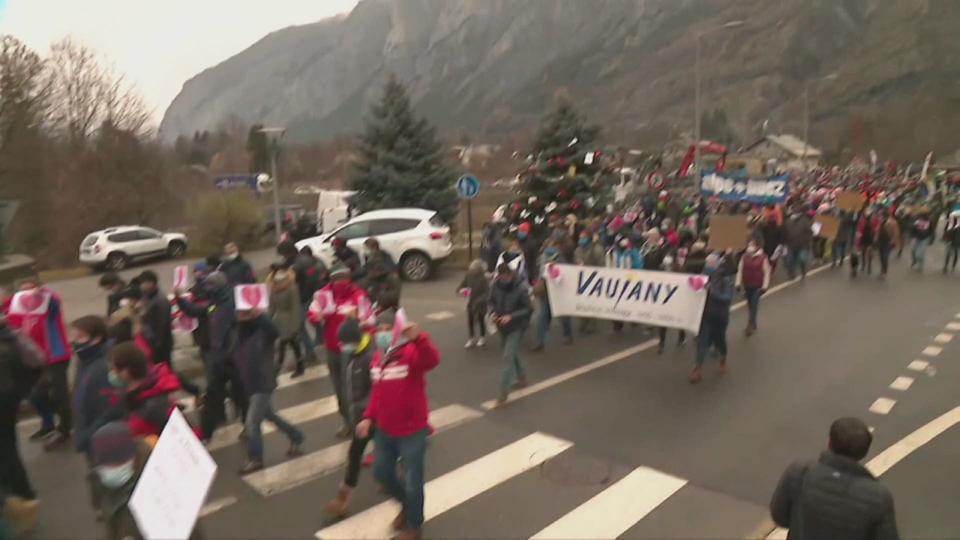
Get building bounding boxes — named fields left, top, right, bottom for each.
left=739, top=134, right=823, bottom=173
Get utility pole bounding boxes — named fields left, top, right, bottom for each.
left=259, top=127, right=286, bottom=244
left=693, top=20, right=744, bottom=178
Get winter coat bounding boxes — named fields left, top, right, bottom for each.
left=703, top=271, right=734, bottom=321
left=176, top=288, right=235, bottom=367
left=488, top=276, right=533, bottom=335
left=72, top=342, right=123, bottom=454
left=682, top=250, right=708, bottom=275
left=342, top=336, right=374, bottom=427
left=139, top=289, right=173, bottom=364
left=292, top=253, right=328, bottom=305
left=219, top=256, right=256, bottom=287
left=363, top=332, right=440, bottom=438
left=1, top=289, right=72, bottom=365
left=458, top=269, right=490, bottom=314
left=308, top=281, right=375, bottom=354
left=606, top=247, right=644, bottom=269
left=124, top=363, right=181, bottom=438
left=481, top=227, right=503, bottom=272
left=783, top=215, right=814, bottom=251
left=878, top=218, right=902, bottom=250
left=837, top=213, right=856, bottom=245
left=0, top=321, right=43, bottom=401
left=759, top=221, right=784, bottom=259
left=909, top=218, right=933, bottom=241
left=267, top=269, right=301, bottom=339
left=770, top=451, right=899, bottom=540
left=107, top=303, right=136, bottom=344
left=736, top=251, right=772, bottom=290
left=574, top=242, right=606, bottom=267
left=944, top=219, right=960, bottom=247
left=334, top=247, right=363, bottom=277
left=231, top=315, right=280, bottom=396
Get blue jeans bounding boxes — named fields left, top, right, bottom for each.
left=696, top=315, right=728, bottom=367
left=535, top=297, right=571, bottom=346
left=744, top=288, right=762, bottom=329
left=785, top=247, right=808, bottom=278
left=373, top=428, right=428, bottom=529
left=246, top=392, right=304, bottom=463
left=911, top=239, right=928, bottom=270
left=832, top=241, right=847, bottom=266
left=500, top=330, right=526, bottom=394
left=299, top=310, right=317, bottom=360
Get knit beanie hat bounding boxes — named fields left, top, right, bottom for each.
left=330, top=263, right=351, bottom=280
left=92, top=422, right=136, bottom=466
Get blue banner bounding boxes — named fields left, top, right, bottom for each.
left=700, top=171, right=790, bottom=204
left=213, top=174, right=259, bottom=191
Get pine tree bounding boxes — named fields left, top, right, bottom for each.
left=507, top=100, right=611, bottom=235
left=350, top=75, right=458, bottom=223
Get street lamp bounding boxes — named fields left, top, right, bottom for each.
left=259, top=126, right=286, bottom=244
left=694, top=19, right=744, bottom=178
left=801, top=73, right=838, bottom=163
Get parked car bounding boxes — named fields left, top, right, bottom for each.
left=79, top=226, right=188, bottom=271
left=295, top=208, right=452, bottom=281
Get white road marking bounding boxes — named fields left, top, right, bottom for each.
left=908, top=359, right=930, bottom=371
left=946, top=322, right=960, bottom=331
left=922, top=346, right=942, bottom=357
left=869, top=397, right=896, bottom=415
left=315, top=432, right=573, bottom=539
left=277, top=364, right=329, bottom=389
left=484, top=263, right=832, bottom=410
left=889, top=376, right=914, bottom=391
left=769, top=406, right=960, bottom=539
left=933, top=333, right=954, bottom=344
left=207, top=396, right=340, bottom=451
left=530, top=466, right=686, bottom=539
left=868, top=426, right=876, bottom=433
left=426, top=311, right=456, bottom=321
left=199, top=495, right=238, bottom=517
left=243, top=404, right=482, bottom=497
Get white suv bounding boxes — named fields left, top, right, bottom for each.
left=79, top=226, right=188, bottom=271
left=296, top=208, right=452, bottom=281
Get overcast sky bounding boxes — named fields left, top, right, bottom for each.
left=0, top=0, right=359, bottom=122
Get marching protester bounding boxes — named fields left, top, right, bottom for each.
left=770, top=417, right=899, bottom=539
left=458, top=259, right=490, bottom=349
left=233, top=307, right=304, bottom=474
left=354, top=310, right=439, bottom=540
left=490, top=263, right=533, bottom=404
left=362, top=237, right=402, bottom=312
left=573, top=230, right=606, bottom=335
left=98, top=273, right=136, bottom=318
left=495, top=239, right=527, bottom=284
left=908, top=209, right=933, bottom=272
left=783, top=209, right=813, bottom=280
left=277, top=242, right=326, bottom=364
left=691, top=253, right=734, bottom=384
left=516, top=222, right=541, bottom=285
left=606, top=236, right=643, bottom=334
left=877, top=209, right=901, bottom=278
left=324, top=318, right=374, bottom=517
left=832, top=211, right=856, bottom=268
left=943, top=210, right=960, bottom=273
left=219, top=242, right=256, bottom=286
left=266, top=258, right=305, bottom=377
left=106, top=287, right=140, bottom=345
left=136, top=271, right=201, bottom=398
left=480, top=221, right=503, bottom=273
left=331, top=238, right=363, bottom=278
left=531, top=240, right=573, bottom=351
left=308, top=264, right=375, bottom=438
left=736, top=240, right=772, bottom=336
left=854, top=208, right=878, bottom=277
left=109, top=342, right=182, bottom=438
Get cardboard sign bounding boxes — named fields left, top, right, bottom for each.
left=836, top=191, right=866, bottom=212
left=546, top=264, right=708, bottom=333
left=173, top=265, right=190, bottom=291
left=129, top=408, right=216, bottom=540
left=815, top=215, right=841, bottom=241
left=234, top=284, right=269, bottom=311
left=707, top=215, right=749, bottom=251
left=390, top=308, right=410, bottom=349
left=9, top=290, right=51, bottom=315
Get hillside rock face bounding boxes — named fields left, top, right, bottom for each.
left=161, top=0, right=960, bottom=159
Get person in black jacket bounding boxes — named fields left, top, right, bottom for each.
left=0, top=316, right=43, bottom=509
left=98, top=273, right=137, bottom=318
left=691, top=253, right=733, bottom=384
left=219, top=242, right=256, bottom=287
left=278, top=242, right=327, bottom=363
left=770, top=417, right=899, bottom=540
left=489, top=263, right=533, bottom=405
left=136, top=272, right=200, bottom=399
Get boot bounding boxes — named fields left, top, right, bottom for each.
left=495, top=392, right=509, bottom=406
left=238, top=460, right=264, bottom=475
left=324, top=485, right=353, bottom=518
left=2, top=497, right=39, bottom=536
left=291, top=361, right=305, bottom=378
left=688, top=366, right=703, bottom=384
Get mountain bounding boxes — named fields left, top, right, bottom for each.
left=160, top=0, right=960, bottom=160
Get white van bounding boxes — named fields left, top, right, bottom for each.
left=317, top=190, right=355, bottom=233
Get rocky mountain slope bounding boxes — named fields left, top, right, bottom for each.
left=160, top=0, right=960, bottom=160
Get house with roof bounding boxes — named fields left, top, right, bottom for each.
left=738, top=134, right=823, bottom=173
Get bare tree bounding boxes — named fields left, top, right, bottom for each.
left=0, top=35, right=52, bottom=172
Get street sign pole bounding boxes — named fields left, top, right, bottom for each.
left=457, top=174, right=481, bottom=264
left=467, top=198, right=474, bottom=261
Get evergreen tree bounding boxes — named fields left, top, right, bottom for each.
left=350, top=75, right=458, bottom=223
left=507, top=100, right=611, bottom=235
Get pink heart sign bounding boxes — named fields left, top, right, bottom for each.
left=234, top=284, right=268, bottom=311
left=687, top=275, right=707, bottom=292
left=10, top=290, right=50, bottom=315
left=547, top=263, right=561, bottom=282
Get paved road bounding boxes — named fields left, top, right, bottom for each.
left=18, top=246, right=960, bottom=539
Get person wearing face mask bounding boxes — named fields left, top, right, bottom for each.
left=515, top=222, right=541, bottom=285
left=109, top=343, right=182, bottom=438
left=691, top=253, right=734, bottom=384
left=324, top=318, right=375, bottom=517
left=783, top=208, right=813, bottom=280
left=70, top=316, right=123, bottom=517
left=606, top=237, right=643, bottom=334
left=495, top=239, right=527, bottom=284
left=354, top=310, right=439, bottom=540
left=531, top=241, right=573, bottom=351
left=267, top=259, right=305, bottom=378
left=736, top=242, right=772, bottom=336
left=308, top=264, right=375, bottom=438
left=218, top=242, right=256, bottom=287
left=490, top=264, right=533, bottom=405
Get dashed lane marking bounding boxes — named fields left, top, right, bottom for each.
left=934, top=333, right=954, bottom=344
left=426, top=311, right=456, bottom=321
left=869, top=397, right=897, bottom=415
left=199, top=496, right=238, bottom=517
left=922, top=346, right=943, bottom=357
left=908, top=359, right=930, bottom=371
left=946, top=322, right=960, bottom=331
left=889, top=376, right=914, bottom=391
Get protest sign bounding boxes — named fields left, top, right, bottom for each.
left=707, top=215, right=749, bottom=251
left=546, top=264, right=708, bottom=333
left=836, top=191, right=866, bottom=212
left=9, top=290, right=51, bottom=315
left=814, top=215, right=840, bottom=241
left=700, top=171, right=790, bottom=204
left=173, top=265, right=190, bottom=291
left=234, top=284, right=269, bottom=311
left=130, top=408, right=216, bottom=540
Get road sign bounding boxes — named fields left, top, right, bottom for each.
left=457, top=175, right=480, bottom=200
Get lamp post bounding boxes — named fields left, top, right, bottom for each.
left=259, top=127, right=286, bottom=244
left=694, top=20, right=744, bottom=178
left=802, top=73, right=838, bottom=164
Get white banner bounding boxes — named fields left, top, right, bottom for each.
left=546, top=264, right=708, bottom=333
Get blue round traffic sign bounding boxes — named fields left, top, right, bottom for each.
left=457, top=175, right=480, bottom=200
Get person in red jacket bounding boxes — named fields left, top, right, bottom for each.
left=355, top=309, right=439, bottom=540
left=2, top=277, right=73, bottom=449
left=308, top=264, right=374, bottom=438
left=108, top=343, right=181, bottom=438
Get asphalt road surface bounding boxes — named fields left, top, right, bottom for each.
left=18, top=245, right=960, bottom=539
